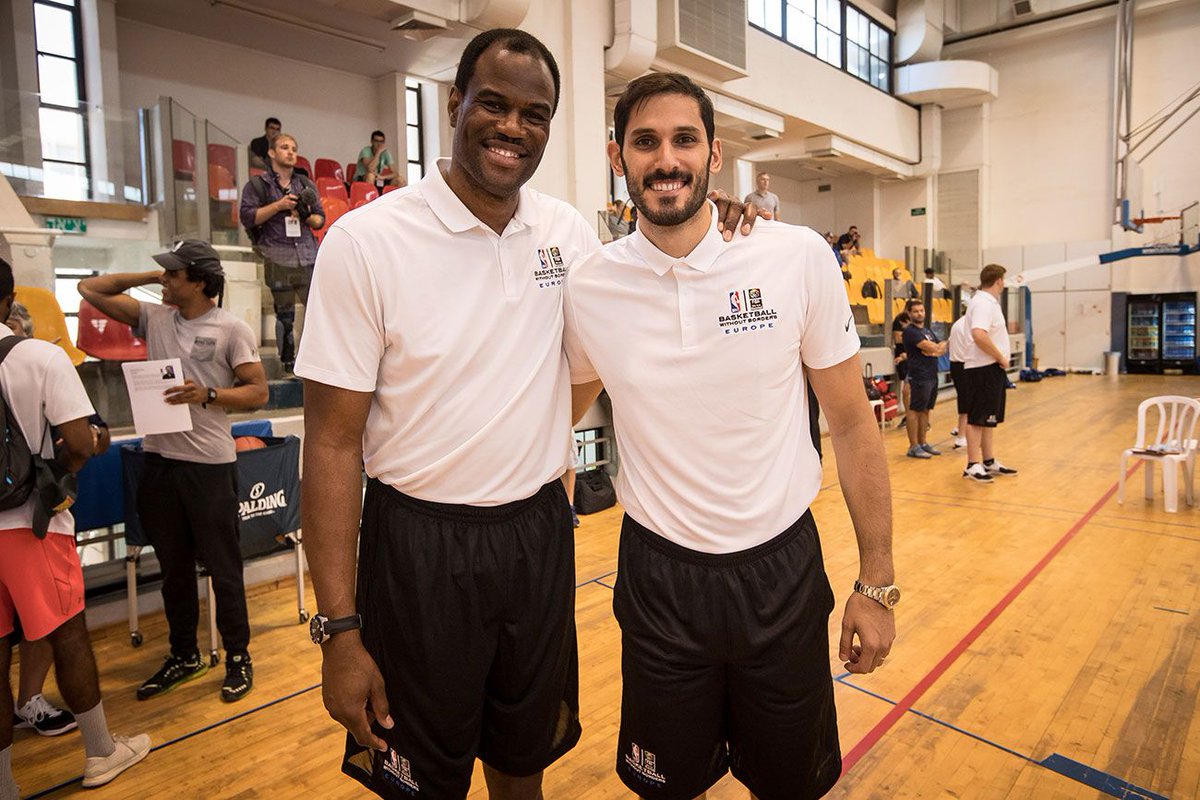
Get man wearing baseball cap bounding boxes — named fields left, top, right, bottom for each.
left=79, top=240, right=269, bottom=703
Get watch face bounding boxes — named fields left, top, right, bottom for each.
left=309, top=616, right=323, bottom=644
left=885, top=587, right=901, bottom=607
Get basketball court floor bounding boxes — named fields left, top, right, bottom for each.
left=9, top=373, right=1199, bottom=799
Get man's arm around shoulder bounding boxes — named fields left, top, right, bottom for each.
left=807, top=353, right=896, bottom=675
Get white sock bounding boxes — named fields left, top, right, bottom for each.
left=76, top=701, right=116, bottom=759
left=0, top=746, right=18, bottom=800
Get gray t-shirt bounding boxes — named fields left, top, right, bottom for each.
left=135, top=302, right=260, bottom=464
left=744, top=190, right=781, bottom=218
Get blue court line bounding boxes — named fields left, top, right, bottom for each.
left=1153, top=606, right=1190, bottom=615
left=24, top=682, right=322, bottom=799
left=833, top=675, right=1168, bottom=799
left=576, top=570, right=616, bottom=588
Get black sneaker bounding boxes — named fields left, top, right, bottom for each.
left=221, top=652, right=254, bottom=703
left=14, top=693, right=77, bottom=736
left=137, top=653, right=208, bottom=700
left=963, top=464, right=995, bottom=483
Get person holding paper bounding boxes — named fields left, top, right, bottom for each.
left=78, top=240, right=269, bottom=704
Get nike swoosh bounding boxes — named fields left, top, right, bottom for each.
left=845, top=317, right=853, bottom=332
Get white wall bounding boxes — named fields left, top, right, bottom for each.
left=784, top=174, right=879, bottom=248
left=116, top=19, right=381, bottom=168
left=878, top=177, right=933, bottom=256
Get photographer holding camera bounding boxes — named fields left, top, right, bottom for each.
left=239, top=132, right=324, bottom=372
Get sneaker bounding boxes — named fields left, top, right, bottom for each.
left=82, top=733, right=151, bottom=788
left=221, top=652, right=254, bottom=703
left=920, top=443, right=942, bottom=456
left=570, top=504, right=580, bottom=528
left=985, top=460, right=1019, bottom=476
left=963, top=464, right=994, bottom=483
left=14, top=694, right=77, bottom=736
left=952, top=437, right=967, bottom=449
left=906, top=445, right=932, bottom=459
left=950, top=427, right=959, bottom=437
left=137, top=653, right=207, bottom=700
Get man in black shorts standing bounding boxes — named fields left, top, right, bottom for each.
left=960, top=264, right=1018, bottom=483
left=902, top=299, right=947, bottom=459
left=296, top=29, right=761, bottom=800
left=566, top=73, right=897, bottom=800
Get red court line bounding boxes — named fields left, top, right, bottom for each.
left=841, top=462, right=1143, bottom=775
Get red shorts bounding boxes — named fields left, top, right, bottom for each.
left=0, top=529, right=85, bottom=640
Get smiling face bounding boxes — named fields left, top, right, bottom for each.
left=447, top=44, right=555, bottom=202
left=611, top=92, right=722, bottom=228
left=159, top=269, right=203, bottom=307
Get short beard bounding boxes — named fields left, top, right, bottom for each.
left=623, top=157, right=711, bottom=228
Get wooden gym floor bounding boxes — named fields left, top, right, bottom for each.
left=9, top=374, right=1200, bottom=799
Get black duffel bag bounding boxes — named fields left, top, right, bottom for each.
left=574, top=468, right=616, bottom=515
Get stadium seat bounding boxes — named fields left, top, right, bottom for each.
left=314, top=197, right=349, bottom=245
left=207, top=143, right=237, bottom=177
left=208, top=164, right=239, bottom=226
left=346, top=161, right=357, bottom=181
left=350, top=183, right=378, bottom=206
left=76, top=300, right=148, bottom=361
left=250, top=167, right=266, bottom=178
left=382, top=184, right=402, bottom=194
left=314, top=158, right=345, bottom=183
left=295, top=155, right=312, bottom=176
left=172, top=140, right=195, bottom=181
left=316, top=178, right=348, bottom=203
left=14, top=286, right=88, bottom=366
left=865, top=298, right=884, bottom=325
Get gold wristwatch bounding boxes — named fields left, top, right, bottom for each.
left=853, top=580, right=901, bottom=609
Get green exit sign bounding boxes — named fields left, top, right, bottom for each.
left=44, top=215, right=87, bottom=233
left=910, top=207, right=926, bottom=217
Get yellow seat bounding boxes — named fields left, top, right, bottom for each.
left=866, top=298, right=884, bottom=325
left=14, top=286, right=88, bottom=366
left=861, top=248, right=875, bottom=259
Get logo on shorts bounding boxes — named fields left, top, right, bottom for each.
left=720, top=288, right=778, bottom=336
left=380, top=749, right=420, bottom=793
left=535, top=246, right=566, bottom=289
left=624, top=742, right=666, bottom=787
left=987, top=415, right=997, bottom=423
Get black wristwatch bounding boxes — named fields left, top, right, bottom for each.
left=201, top=386, right=218, bottom=409
left=310, top=613, right=362, bottom=644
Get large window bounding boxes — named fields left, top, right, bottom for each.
left=749, top=0, right=891, bottom=93
left=405, top=78, right=424, bottom=186
left=34, top=0, right=90, bottom=199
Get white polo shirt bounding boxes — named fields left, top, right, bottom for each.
left=962, top=289, right=1009, bottom=369
left=295, top=159, right=599, bottom=505
left=948, top=316, right=972, bottom=364
left=563, top=204, right=860, bottom=553
left=0, top=329, right=96, bottom=536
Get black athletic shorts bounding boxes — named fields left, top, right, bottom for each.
left=907, top=377, right=937, bottom=412
left=342, top=479, right=581, bottom=799
left=962, top=363, right=1007, bottom=427
left=949, top=361, right=967, bottom=414
left=613, top=512, right=841, bottom=800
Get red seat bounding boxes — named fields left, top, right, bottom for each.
left=349, top=183, right=378, bottom=206
left=172, top=140, right=195, bottom=181
left=382, top=184, right=402, bottom=194
left=207, top=143, right=237, bottom=177
left=294, top=156, right=312, bottom=176
left=249, top=167, right=266, bottom=178
left=208, top=164, right=239, bottom=226
left=316, top=177, right=348, bottom=203
left=76, top=301, right=148, bottom=361
left=314, top=197, right=349, bottom=245
left=346, top=161, right=358, bottom=181
left=314, top=158, right=345, bottom=183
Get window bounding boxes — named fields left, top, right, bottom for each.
left=846, top=5, right=891, bottom=92
left=749, top=1, right=891, bottom=93
left=55, top=267, right=96, bottom=345
left=34, top=0, right=90, bottom=199
left=405, top=78, right=424, bottom=186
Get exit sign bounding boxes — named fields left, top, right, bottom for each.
left=911, top=207, right=926, bottom=217
left=44, top=215, right=87, bottom=233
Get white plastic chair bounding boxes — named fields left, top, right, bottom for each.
left=1118, top=396, right=1200, bottom=513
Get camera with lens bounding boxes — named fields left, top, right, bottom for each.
left=293, top=186, right=319, bottom=221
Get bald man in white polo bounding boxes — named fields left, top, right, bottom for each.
left=566, top=73, right=896, bottom=800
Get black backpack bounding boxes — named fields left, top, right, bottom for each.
left=862, top=279, right=880, bottom=298
left=0, top=337, right=39, bottom=512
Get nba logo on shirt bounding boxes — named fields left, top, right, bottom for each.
left=537, top=249, right=551, bottom=271
left=748, top=288, right=763, bottom=310
left=729, top=291, right=743, bottom=313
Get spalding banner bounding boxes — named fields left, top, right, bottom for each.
left=121, top=436, right=301, bottom=559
